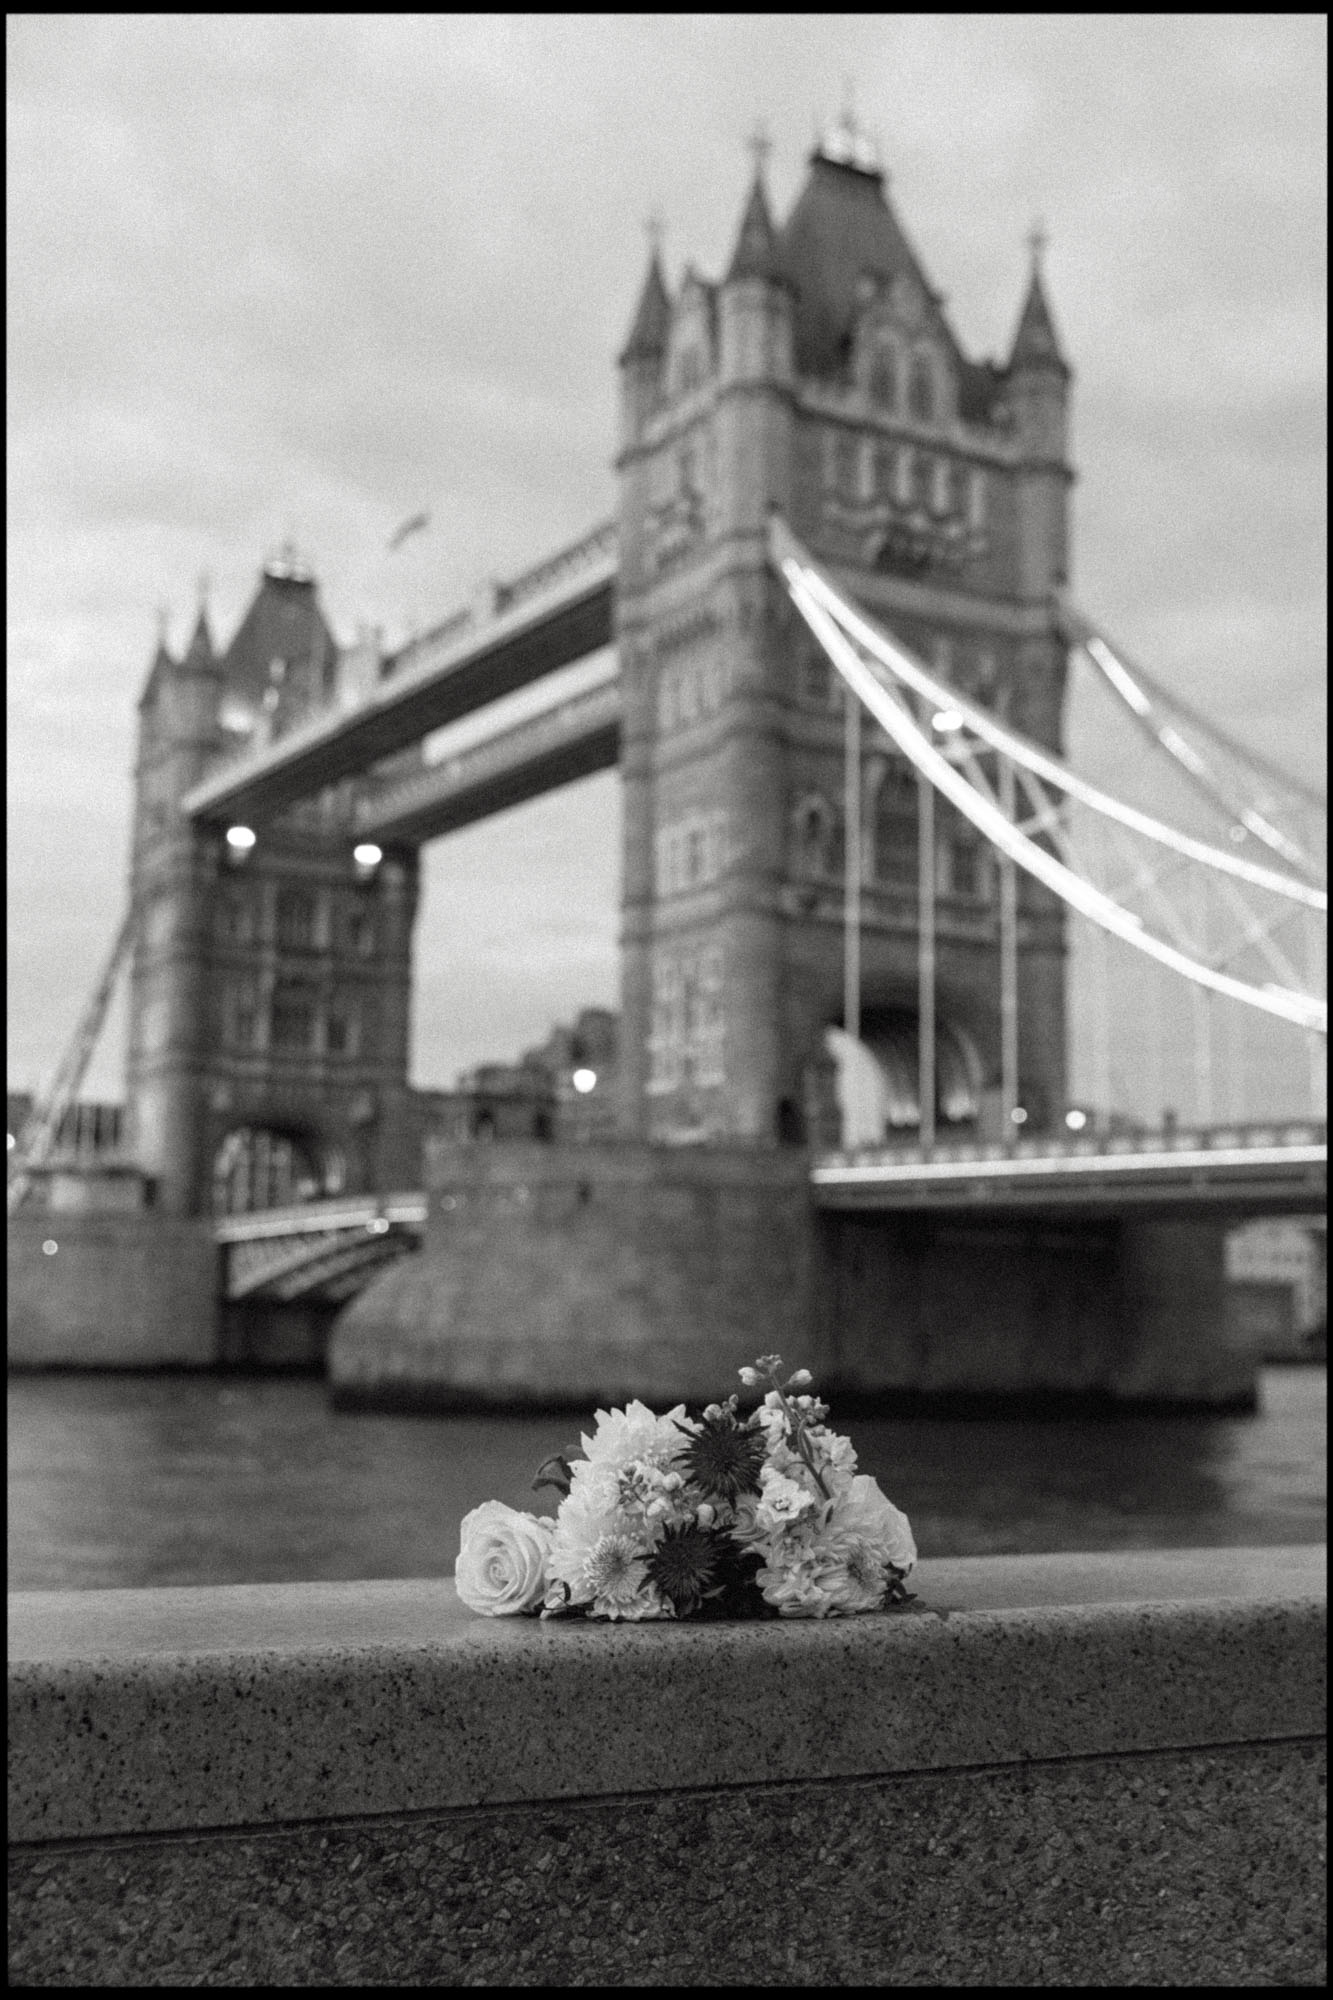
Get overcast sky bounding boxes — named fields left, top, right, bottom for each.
left=7, top=13, right=1327, bottom=1110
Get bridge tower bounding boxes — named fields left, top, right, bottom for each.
left=615, top=129, right=1073, bottom=1146
left=125, top=557, right=420, bottom=1216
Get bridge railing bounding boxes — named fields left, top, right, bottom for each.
left=816, top=1121, right=1328, bottom=1170
left=213, top=1190, right=427, bottom=1244
left=385, top=520, right=617, bottom=681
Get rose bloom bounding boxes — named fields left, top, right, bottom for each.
left=455, top=1501, right=554, bottom=1616
left=829, top=1474, right=917, bottom=1577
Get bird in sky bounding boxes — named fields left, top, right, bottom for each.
left=387, top=510, right=430, bottom=552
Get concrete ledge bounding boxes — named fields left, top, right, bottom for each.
left=9, top=1549, right=1326, bottom=1985
left=10, top=1547, right=1324, bottom=1845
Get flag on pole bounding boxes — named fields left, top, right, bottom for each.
left=388, top=511, right=430, bottom=552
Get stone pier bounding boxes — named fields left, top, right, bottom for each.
left=330, top=1140, right=1257, bottom=1411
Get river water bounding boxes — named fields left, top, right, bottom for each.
left=7, top=1366, right=1325, bottom=1592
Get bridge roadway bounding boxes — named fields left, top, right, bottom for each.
left=213, top=1126, right=1326, bottom=1303
left=182, top=523, right=616, bottom=829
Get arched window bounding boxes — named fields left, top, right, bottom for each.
left=872, top=769, right=918, bottom=887
left=908, top=351, right=936, bottom=423
left=275, top=886, right=319, bottom=951
left=867, top=343, right=898, bottom=411
left=270, top=980, right=317, bottom=1052
left=793, top=795, right=836, bottom=878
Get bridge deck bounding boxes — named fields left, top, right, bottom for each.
left=812, top=1128, right=1327, bottom=1215
left=183, top=530, right=615, bottom=828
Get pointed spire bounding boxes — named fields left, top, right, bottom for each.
left=181, top=598, right=216, bottom=670
left=1008, top=224, right=1070, bottom=376
left=619, top=223, right=671, bottom=364
left=152, top=604, right=175, bottom=669
left=727, top=136, right=782, bottom=283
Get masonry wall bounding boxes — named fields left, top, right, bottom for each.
left=329, top=1139, right=822, bottom=1409
left=7, top=1210, right=218, bottom=1368
left=9, top=1548, right=1325, bottom=1986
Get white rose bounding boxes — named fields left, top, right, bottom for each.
left=455, top=1501, right=554, bottom=1615
left=830, top=1474, right=916, bottom=1577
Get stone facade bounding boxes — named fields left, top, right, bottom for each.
left=616, top=140, right=1073, bottom=1147
left=125, top=564, right=420, bottom=1216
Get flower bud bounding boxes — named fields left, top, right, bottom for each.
left=737, top=1367, right=761, bottom=1388
left=696, top=1503, right=716, bottom=1527
left=786, top=1368, right=813, bottom=1389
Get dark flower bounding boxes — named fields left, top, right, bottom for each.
left=676, top=1408, right=767, bottom=1503
left=646, top=1524, right=725, bottom=1615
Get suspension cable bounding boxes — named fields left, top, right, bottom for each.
left=768, top=517, right=1325, bottom=914
left=772, top=532, right=1326, bottom=1037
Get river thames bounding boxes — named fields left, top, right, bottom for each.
left=7, top=1364, right=1324, bottom=1591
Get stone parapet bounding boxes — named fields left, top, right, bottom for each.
left=9, top=1547, right=1326, bottom=1984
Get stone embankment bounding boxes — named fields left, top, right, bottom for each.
left=9, top=1546, right=1325, bottom=1985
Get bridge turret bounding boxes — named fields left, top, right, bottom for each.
left=718, top=162, right=793, bottom=395
left=1006, top=235, right=1073, bottom=599
left=617, top=240, right=671, bottom=448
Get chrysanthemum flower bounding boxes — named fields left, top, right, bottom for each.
left=580, top=1400, right=689, bottom=1470
left=580, top=1533, right=661, bottom=1619
left=677, top=1407, right=767, bottom=1503
left=646, top=1523, right=725, bottom=1614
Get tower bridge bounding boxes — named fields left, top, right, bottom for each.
left=10, top=123, right=1325, bottom=1406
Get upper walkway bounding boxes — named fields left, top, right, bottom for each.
left=183, top=523, right=616, bottom=828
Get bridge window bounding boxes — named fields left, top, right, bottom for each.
left=931, top=456, right=953, bottom=516
left=324, top=996, right=359, bottom=1058
left=343, top=901, right=376, bottom=957
left=217, top=889, right=253, bottom=945
left=801, top=644, right=832, bottom=707
left=271, top=981, right=317, bottom=1052
left=967, top=467, right=988, bottom=531
left=908, top=351, right=936, bottom=424
left=276, top=886, right=320, bottom=952
left=793, top=795, right=837, bottom=879
left=873, top=792, right=918, bottom=888
left=949, top=838, right=986, bottom=900
left=227, top=980, right=261, bottom=1049
left=868, top=344, right=898, bottom=411
left=894, top=446, right=914, bottom=507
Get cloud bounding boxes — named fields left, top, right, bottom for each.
left=6, top=14, right=1326, bottom=1109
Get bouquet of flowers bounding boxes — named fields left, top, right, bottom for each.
left=455, top=1355, right=916, bottom=1621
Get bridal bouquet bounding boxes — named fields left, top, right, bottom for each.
left=455, top=1355, right=916, bottom=1621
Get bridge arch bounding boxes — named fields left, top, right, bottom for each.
left=824, top=1010, right=982, bottom=1148
left=211, top=1123, right=343, bottom=1217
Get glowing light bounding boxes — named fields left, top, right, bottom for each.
left=1010, top=1107, right=1028, bottom=1126
left=225, top=825, right=256, bottom=852
left=6, top=1132, right=15, bottom=1152
left=932, top=708, right=965, bottom=733
left=42, top=1240, right=58, bottom=1255
left=353, top=842, right=383, bottom=869
left=571, top=1068, right=597, bottom=1094
left=1064, top=1109, right=1088, bottom=1131
left=366, top=1217, right=390, bottom=1235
